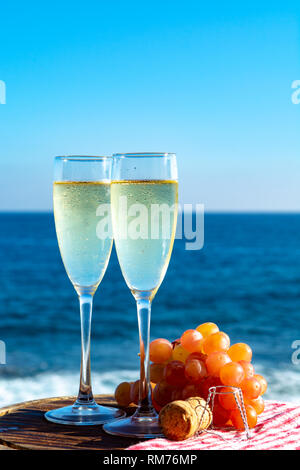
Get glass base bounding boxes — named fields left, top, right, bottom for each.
left=44, top=401, right=125, bottom=426
left=103, top=414, right=164, bottom=438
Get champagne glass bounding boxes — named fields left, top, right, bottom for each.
left=103, top=153, right=178, bottom=438
left=45, top=156, right=125, bottom=425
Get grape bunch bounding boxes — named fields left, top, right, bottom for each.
left=114, top=322, right=268, bottom=431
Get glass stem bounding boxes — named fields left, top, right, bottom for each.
left=135, top=297, right=156, bottom=416
left=76, top=293, right=95, bottom=404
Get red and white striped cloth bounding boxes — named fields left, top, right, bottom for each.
left=127, top=401, right=300, bottom=450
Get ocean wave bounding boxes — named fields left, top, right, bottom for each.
left=0, top=370, right=139, bottom=408
left=256, top=366, right=300, bottom=404
left=0, top=366, right=299, bottom=409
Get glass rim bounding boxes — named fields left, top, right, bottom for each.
left=55, top=155, right=112, bottom=162
left=112, top=152, right=176, bottom=159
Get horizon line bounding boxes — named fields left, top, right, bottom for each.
left=1, top=209, right=300, bottom=215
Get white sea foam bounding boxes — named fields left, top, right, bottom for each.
left=0, top=367, right=299, bottom=408
left=0, top=370, right=139, bottom=408
left=257, top=368, right=300, bottom=404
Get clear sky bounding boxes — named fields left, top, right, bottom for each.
left=0, top=1, right=299, bottom=211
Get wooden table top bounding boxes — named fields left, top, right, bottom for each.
left=0, top=395, right=140, bottom=450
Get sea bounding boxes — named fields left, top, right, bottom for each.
left=0, top=212, right=300, bottom=407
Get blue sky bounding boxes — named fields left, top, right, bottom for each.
left=0, top=1, right=299, bottom=211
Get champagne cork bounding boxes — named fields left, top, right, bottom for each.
left=159, top=397, right=212, bottom=441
